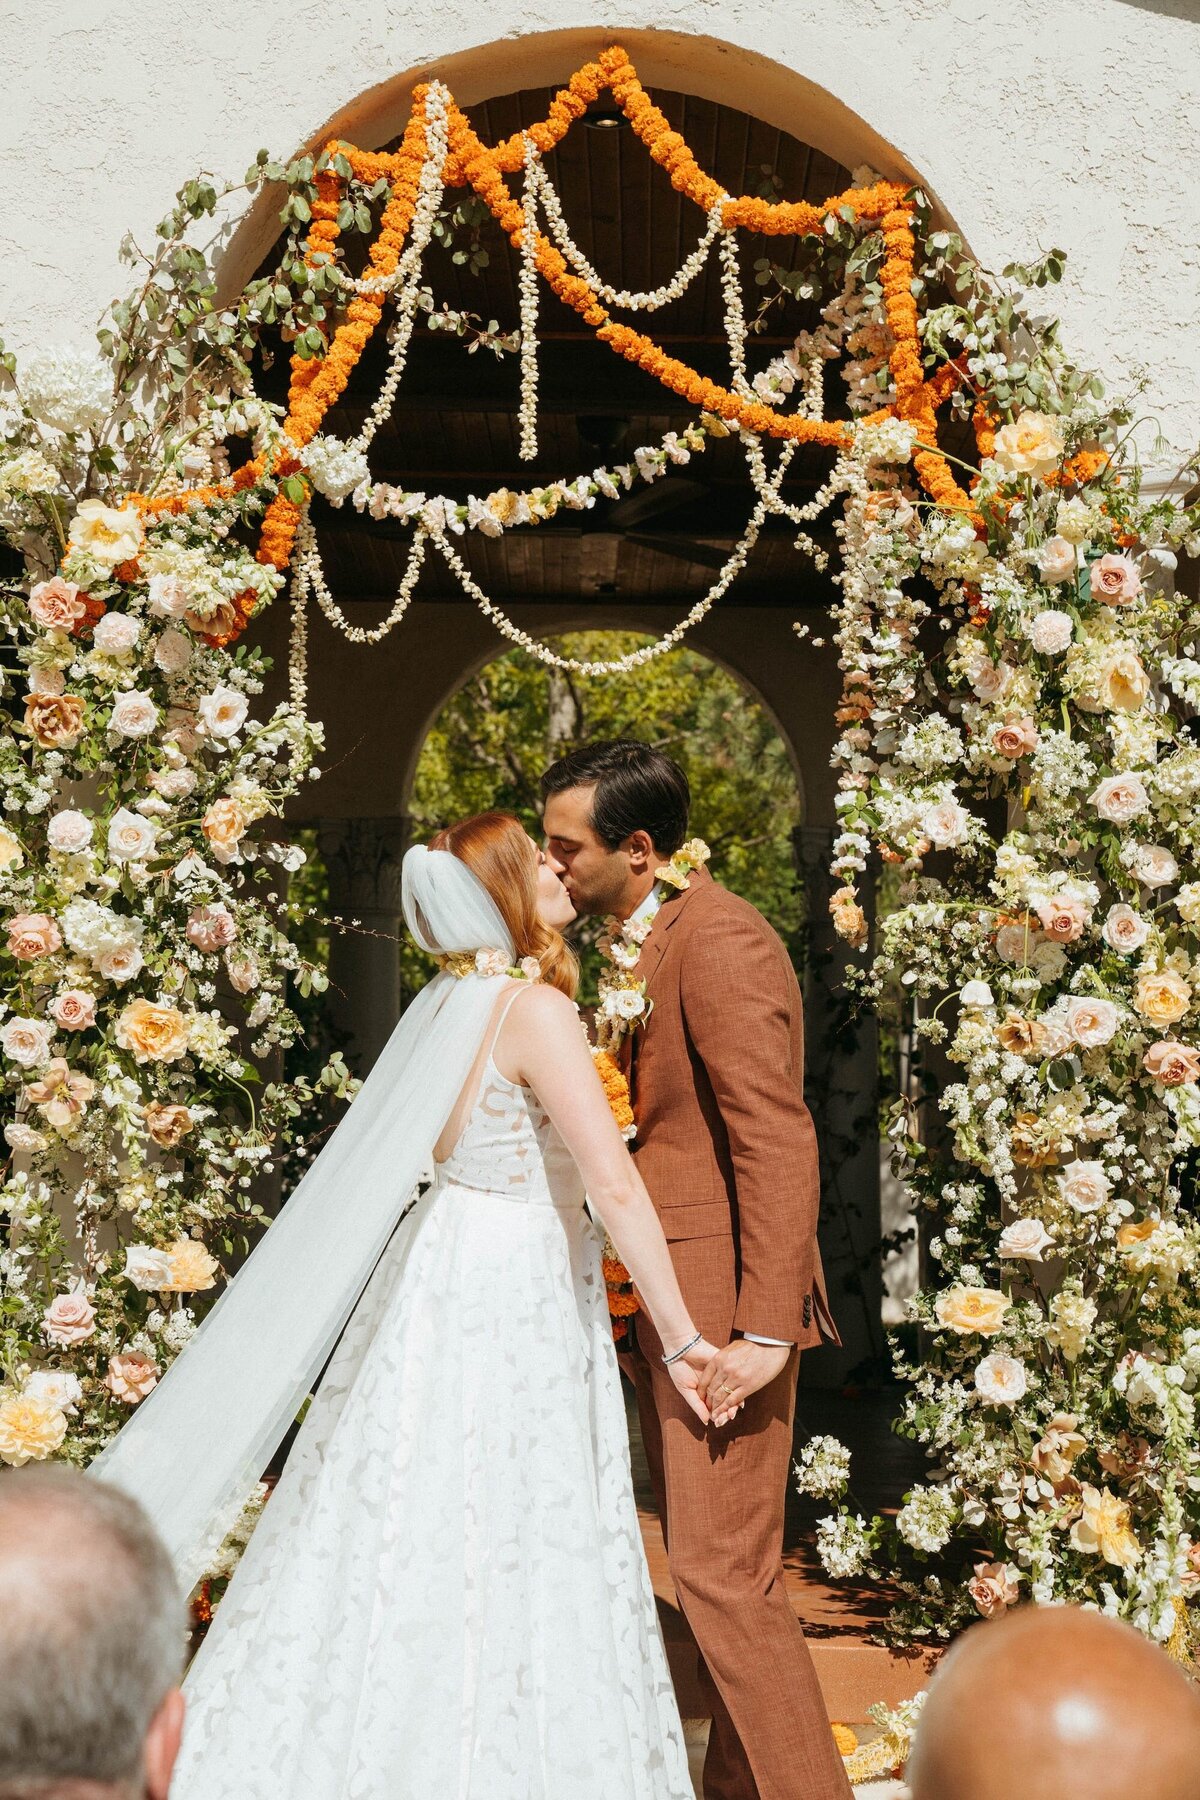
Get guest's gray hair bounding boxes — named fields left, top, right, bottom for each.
left=0, top=1466, right=185, bottom=1795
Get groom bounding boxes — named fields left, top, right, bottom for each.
left=541, top=741, right=850, bottom=1800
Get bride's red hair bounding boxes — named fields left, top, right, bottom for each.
left=429, top=812, right=578, bottom=999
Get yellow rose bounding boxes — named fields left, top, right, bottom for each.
left=1134, top=969, right=1192, bottom=1027
left=934, top=1285, right=1012, bottom=1336
left=0, top=1392, right=68, bottom=1466
left=68, top=498, right=144, bottom=569
left=1099, top=648, right=1150, bottom=713
left=1070, top=1484, right=1140, bottom=1569
left=0, top=826, right=24, bottom=873
left=161, top=1237, right=219, bottom=1294
left=115, top=998, right=190, bottom=1064
left=992, top=411, right=1066, bottom=479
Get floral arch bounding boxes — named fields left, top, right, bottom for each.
left=1, top=43, right=1199, bottom=1729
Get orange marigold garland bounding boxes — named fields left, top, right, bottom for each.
left=592, top=1046, right=639, bottom=1341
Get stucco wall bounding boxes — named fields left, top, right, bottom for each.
left=4, top=1, right=1199, bottom=456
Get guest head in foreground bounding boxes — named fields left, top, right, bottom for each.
left=0, top=1466, right=186, bottom=1800
left=540, top=739, right=691, bottom=919
left=905, top=1603, right=1200, bottom=1800
left=429, top=810, right=578, bottom=993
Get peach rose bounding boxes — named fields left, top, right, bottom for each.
left=998, top=1218, right=1055, bottom=1261
left=1090, top=773, right=1148, bottom=825
left=1032, top=1414, right=1086, bottom=1487
left=6, top=912, right=62, bottom=961
left=0, top=1394, right=68, bottom=1466
left=991, top=715, right=1039, bottom=760
left=1134, top=969, right=1192, bottom=1027
left=971, top=661, right=1013, bottom=703
left=1037, top=537, right=1077, bottom=584
left=202, top=798, right=248, bottom=863
left=1117, top=1220, right=1157, bottom=1253
left=1090, top=553, right=1142, bottom=606
left=105, top=1351, right=160, bottom=1404
left=1064, top=996, right=1120, bottom=1047
left=993, top=411, right=1065, bottom=479
left=42, top=1283, right=97, bottom=1347
left=115, top=998, right=189, bottom=1064
left=997, top=1015, right=1039, bottom=1056
left=227, top=955, right=260, bottom=995
left=28, top=576, right=87, bottom=633
left=1035, top=890, right=1089, bottom=942
left=25, top=1058, right=95, bottom=1131
left=1142, top=1041, right=1200, bottom=1086
left=186, top=904, right=237, bottom=953
left=24, top=693, right=85, bottom=749
left=28, top=666, right=65, bottom=696
left=184, top=597, right=239, bottom=639
left=934, top=1286, right=1012, bottom=1336
left=49, top=990, right=97, bottom=1031
left=143, top=1101, right=195, bottom=1148
left=162, top=1237, right=219, bottom=1294
left=1101, top=904, right=1149, bottom=954
left=829, top=887, right=868, bottom=948
left=1099, top=648, right=1149, bottom=712
left=969, top=1561, right=1021, bottom=1618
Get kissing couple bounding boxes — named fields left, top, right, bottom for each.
left=94, top=739, right=848, bottom=1800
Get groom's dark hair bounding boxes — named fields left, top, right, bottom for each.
left=541, top=740, right=690, bottom=856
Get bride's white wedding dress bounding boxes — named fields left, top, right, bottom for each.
left=172, top=990, right=693, bottom=1800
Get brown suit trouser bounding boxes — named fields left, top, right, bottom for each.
left=631, top=1333, right=853, bottom=1800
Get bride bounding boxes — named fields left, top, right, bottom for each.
left=92, top=811, right=715, bottom=1798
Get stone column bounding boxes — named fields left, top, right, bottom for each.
left=793, top=825, right=885, bottom=1385
left=317, top=816, right=411, bottom=1077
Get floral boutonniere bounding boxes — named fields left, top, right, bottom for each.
left=653, top=836, right=711, bottom=892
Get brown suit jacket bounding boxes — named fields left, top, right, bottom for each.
left=625, top=866, right=838, bottom=1351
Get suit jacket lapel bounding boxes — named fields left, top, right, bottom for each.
left=627, top=866, right=713, bottom=1065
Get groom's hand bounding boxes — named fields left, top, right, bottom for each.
left=700, top=1340, right=791, bottom=1428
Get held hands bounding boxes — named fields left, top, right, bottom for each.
left=700, top=1340, right=790, bottom=1428
left=664, top=1337, right=721, bottom=1426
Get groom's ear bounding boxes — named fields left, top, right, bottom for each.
left=625, top=829, right=656, bottom=873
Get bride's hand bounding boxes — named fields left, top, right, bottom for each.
left=664, top=1337, right=720, bottom=1426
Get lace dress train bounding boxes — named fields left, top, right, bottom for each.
left=171, top=1048, right=694, bottom=1799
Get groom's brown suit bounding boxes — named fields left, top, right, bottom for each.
left=622, top=867, right=851, bottom=1800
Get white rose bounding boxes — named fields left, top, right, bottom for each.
left=122, top=1245, right=174, bottom=1291
left=23, top=1370, right=83, bottom=1415
left=198, top=685, right=249, bottom=739
left=1132, top=844, right=1179, bottom=890
left=960, top=980, right=995, bottom=1010
left=91, top=612, right=141, bottom=656
left=613, top=989, right=647, bottom=1021
left=28, top=667, right=65, bottom=696
left=1064, top=996, right=1120, bottom=1048
left=147, top=574, right=192, bottom=619
left=1034, top=1008, right=1074, bottom=1057
left=920, top=800, right=971, bottom=850
left=1057, top=1160, right=1112, bottom=1214
left=106, top=808, right=158, bottom=864
left=47, top=809, right=93, bottom=854
left=473, top=948, right=509, bottom=978
left=998, top=1218, right=1055, bottom=1261
left=974, top=1353, right=1028, bottom=1406
left=1028, top=610, right=1074, bottom=655
left=109, top=691, right=160, bottom=740
left=971, top=662, right=1013, bottom=703
left=1037, top=537, right=1077, bottom=584
left=95, top=941, right=144, bottom=984
left=1091, top=773, right=1149, bottom=825
left=153, top=629, right=192, bottom=675
left=1, top=1017, right=54, bottom=1066
left=1102, top=904, right=1150, bottom=954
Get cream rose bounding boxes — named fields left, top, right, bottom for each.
left=1142, top=1041, right=1200, bottom=1086
left=22, top=1370, right=82, bottom=1415
left=1090, top=773, right=1149, bottom=825
left=96, top=941, right=144, bottom=984
left=998, top=1218, right=1055, bottom=1261
left=42, top=1283, right=97, bottom=1347
left=920, top=800, right=971, bottom=850
left=1028, top=610, right=1073, bottom=655
left=91, top=611, right=141, bottom=656
left=108, top=690, right=160, bottom=740
left=992, top=716, right=1039, bottom=760
left=971, top=661, right=1013, bottom=703
left=968, top=1561, right=1020, bottom=1618
left=0, top=825, right=23, bottom=872
left=147, top=573, right=192, bottom=619
left=1037, top=536, right=1077, bottom=583
left=105, top=1351, right=160, bottom=1404
left=1, top=1017, right=53, bottom=1067
left=0, top=1393, right=68, bottom=1466
left=106, top=807, right=158, bottom=864
left=68, top=498, right=144, bottom=568
left=973, top=1353, right=1028, bottom=1406
left=1090, top=553, right=1142, bottom=606
left=47, top=809, right=93, bottom=853
left=115, top=998, right=189, bottom=1063
left=153, top=628, right=192, bottom=675
left=1035, top=890, right=1089, bottom=942
left=198, top=685, right=249, bottom=739
left=1057, top=1159, right=1112, bottom=1214
left=122, top=1245, right=173, bottom=1291
left=1099, top=648, right=1150, bottom=713
left=28, top=666, right=65, bottom=696
left=143, top=1101, right=195, bottom=1148
left=162, top=1238, right=219, bottom=1294
left=1134, top=969, right=1192, bottom=1026
left=49, top=989, right=97, bottom=1031
left=1065, top=996, right=1120, bottom=1048
left=186, top=904, right=237, bottom=953
left=1102, top=904, right=1150, bottom=954
left=28, top=575, right=87, bottom=633
left=934, top=1286, right=1012, bottom=1336
left=6, top=912, right=62, bottom=960
left=992, top=410, right=1065, bottom=479
left=1131, top=845, right=1179, bottom=890
left=227, top=955, right=260, bottom=995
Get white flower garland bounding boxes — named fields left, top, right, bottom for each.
left=517, top=137, right=541, bottom=461
left=287, top=511, right=429, bottom=707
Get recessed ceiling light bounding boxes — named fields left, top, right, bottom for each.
left=584, top=107, right=627, bottom=130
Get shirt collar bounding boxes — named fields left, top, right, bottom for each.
left=624, top=883, right=662, bottom=931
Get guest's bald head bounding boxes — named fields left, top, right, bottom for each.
left=907, top=1605, right=1200, bottom=1800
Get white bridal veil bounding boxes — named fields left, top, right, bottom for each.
left=90, top=844, right=519, bottom=1590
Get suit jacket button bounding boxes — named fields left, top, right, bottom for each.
left=802, top=1294, right=813, bottom=1328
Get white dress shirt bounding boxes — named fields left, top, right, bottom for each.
left=623, top=885, right=792, bottom=1351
